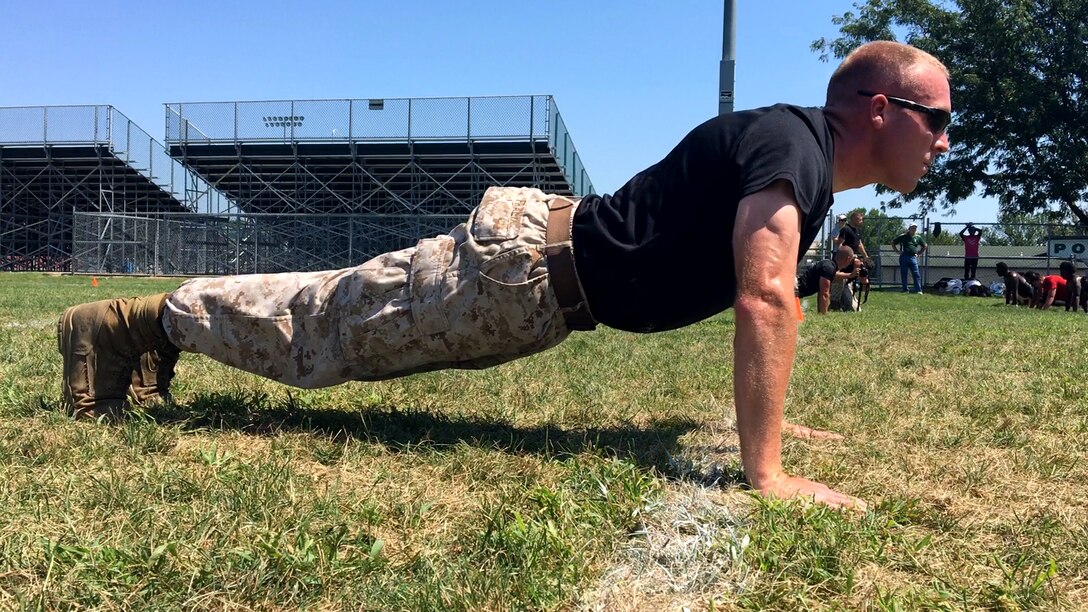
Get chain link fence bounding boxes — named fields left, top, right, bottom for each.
left=72, top=211, right=464, bottom=276
left=917, top=221, right=1084, bottom=287
left=72, top=209, right=1088, bottom=280
left=814, top=214, right=1085, bottom=289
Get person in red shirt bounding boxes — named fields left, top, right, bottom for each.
left=1032, top=270, right=1069, bottom=310
left=959, top=223, right=982, bottom=279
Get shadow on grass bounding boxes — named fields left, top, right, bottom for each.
left=137, top=389, right=704, bottom=474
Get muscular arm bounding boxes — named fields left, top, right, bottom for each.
left=732, top=181, right=863, bottom=510
left=834, top=269, right=857, bottom=281
left=1041, top=286, right=1057, bottom=309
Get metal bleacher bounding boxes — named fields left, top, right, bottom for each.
left=163, top=95, right=595, bottom=272
left=0, top=97, right=595, bottom=276
left=0, top=105, right=228, bottom=272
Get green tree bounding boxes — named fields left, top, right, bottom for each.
left=812, top=0, right=1088, bottom=227
left=926, top=227, right=962, bottom=247
left=986, top=209, right=1080, bottom=246
left=856, top=207, right=910, bottom=248
left=834, top=207, right=910, bottom=250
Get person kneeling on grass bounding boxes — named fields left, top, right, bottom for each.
left=796, top=246, right=859, bottom=313
left=56, top=41, right=952, bottom=511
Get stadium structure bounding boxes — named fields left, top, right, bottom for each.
left=0, top=96, right=594, bottom=276
left=0, top=105, right=227, bottom=273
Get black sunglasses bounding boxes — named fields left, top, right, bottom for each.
left=857, top=90, right=951, bottom=134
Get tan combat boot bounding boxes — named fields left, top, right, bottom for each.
left=57, top=293, right=174, bottom=421
left=128, top=344, right=181, bottom=406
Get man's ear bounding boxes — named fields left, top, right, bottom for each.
left=867, top=96, right=889, bottom=129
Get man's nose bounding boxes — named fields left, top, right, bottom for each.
left=934, top=131, right=950, bottom=154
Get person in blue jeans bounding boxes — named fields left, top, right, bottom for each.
left=892, top=221, right=927, bottom=293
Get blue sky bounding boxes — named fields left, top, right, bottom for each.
left=0, top=0, right=996, bottom=223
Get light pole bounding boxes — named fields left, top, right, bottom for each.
left=719, top=0, right=736, bottom=115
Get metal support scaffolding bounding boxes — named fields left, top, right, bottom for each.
left=0, top=97, right=594, bottom=275
left=0, top=105, right=230, bottom=272
left=164, top=95, right=593, bottom=267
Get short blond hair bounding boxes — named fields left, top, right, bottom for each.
left=826, top=41, right=949, bottom=104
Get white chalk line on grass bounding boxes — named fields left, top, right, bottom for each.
left=580, top=475, right=753, bottom=611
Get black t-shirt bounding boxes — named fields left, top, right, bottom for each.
left=796, top=259, right=838, bottom=298
left=571, top=104, right=835, bottom=332
left=838, top=224, right=862, bottom=252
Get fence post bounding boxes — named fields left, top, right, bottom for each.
left=922, top=218, right=930, bottom=289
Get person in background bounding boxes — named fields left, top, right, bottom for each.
left=892, top=221, right=927, bottom=293
left=996, top=261, right=1033, bottom=306
left=796, top=246, right=858, bottom=313
left=831, top=213, right=849, bottom=253
left=959, top=223, right=982, bottom=280
left=837, top=211, right=870, bottom=259
left=1031, top=268, right=1070, bottom=310
left=1058, top=261, right=1082, bottom=313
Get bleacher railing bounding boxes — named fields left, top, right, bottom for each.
left=165, top=95, right=594, bottom=196
left=0, top=105, right=230, bottom=214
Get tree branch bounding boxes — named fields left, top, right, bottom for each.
left=1065, top=200, right=1088, bottom=228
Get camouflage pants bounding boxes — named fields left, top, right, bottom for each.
left=161, top=187, right=574, bottom=388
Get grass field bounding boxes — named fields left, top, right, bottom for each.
left=1, top=272, right=1086, bottom=610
